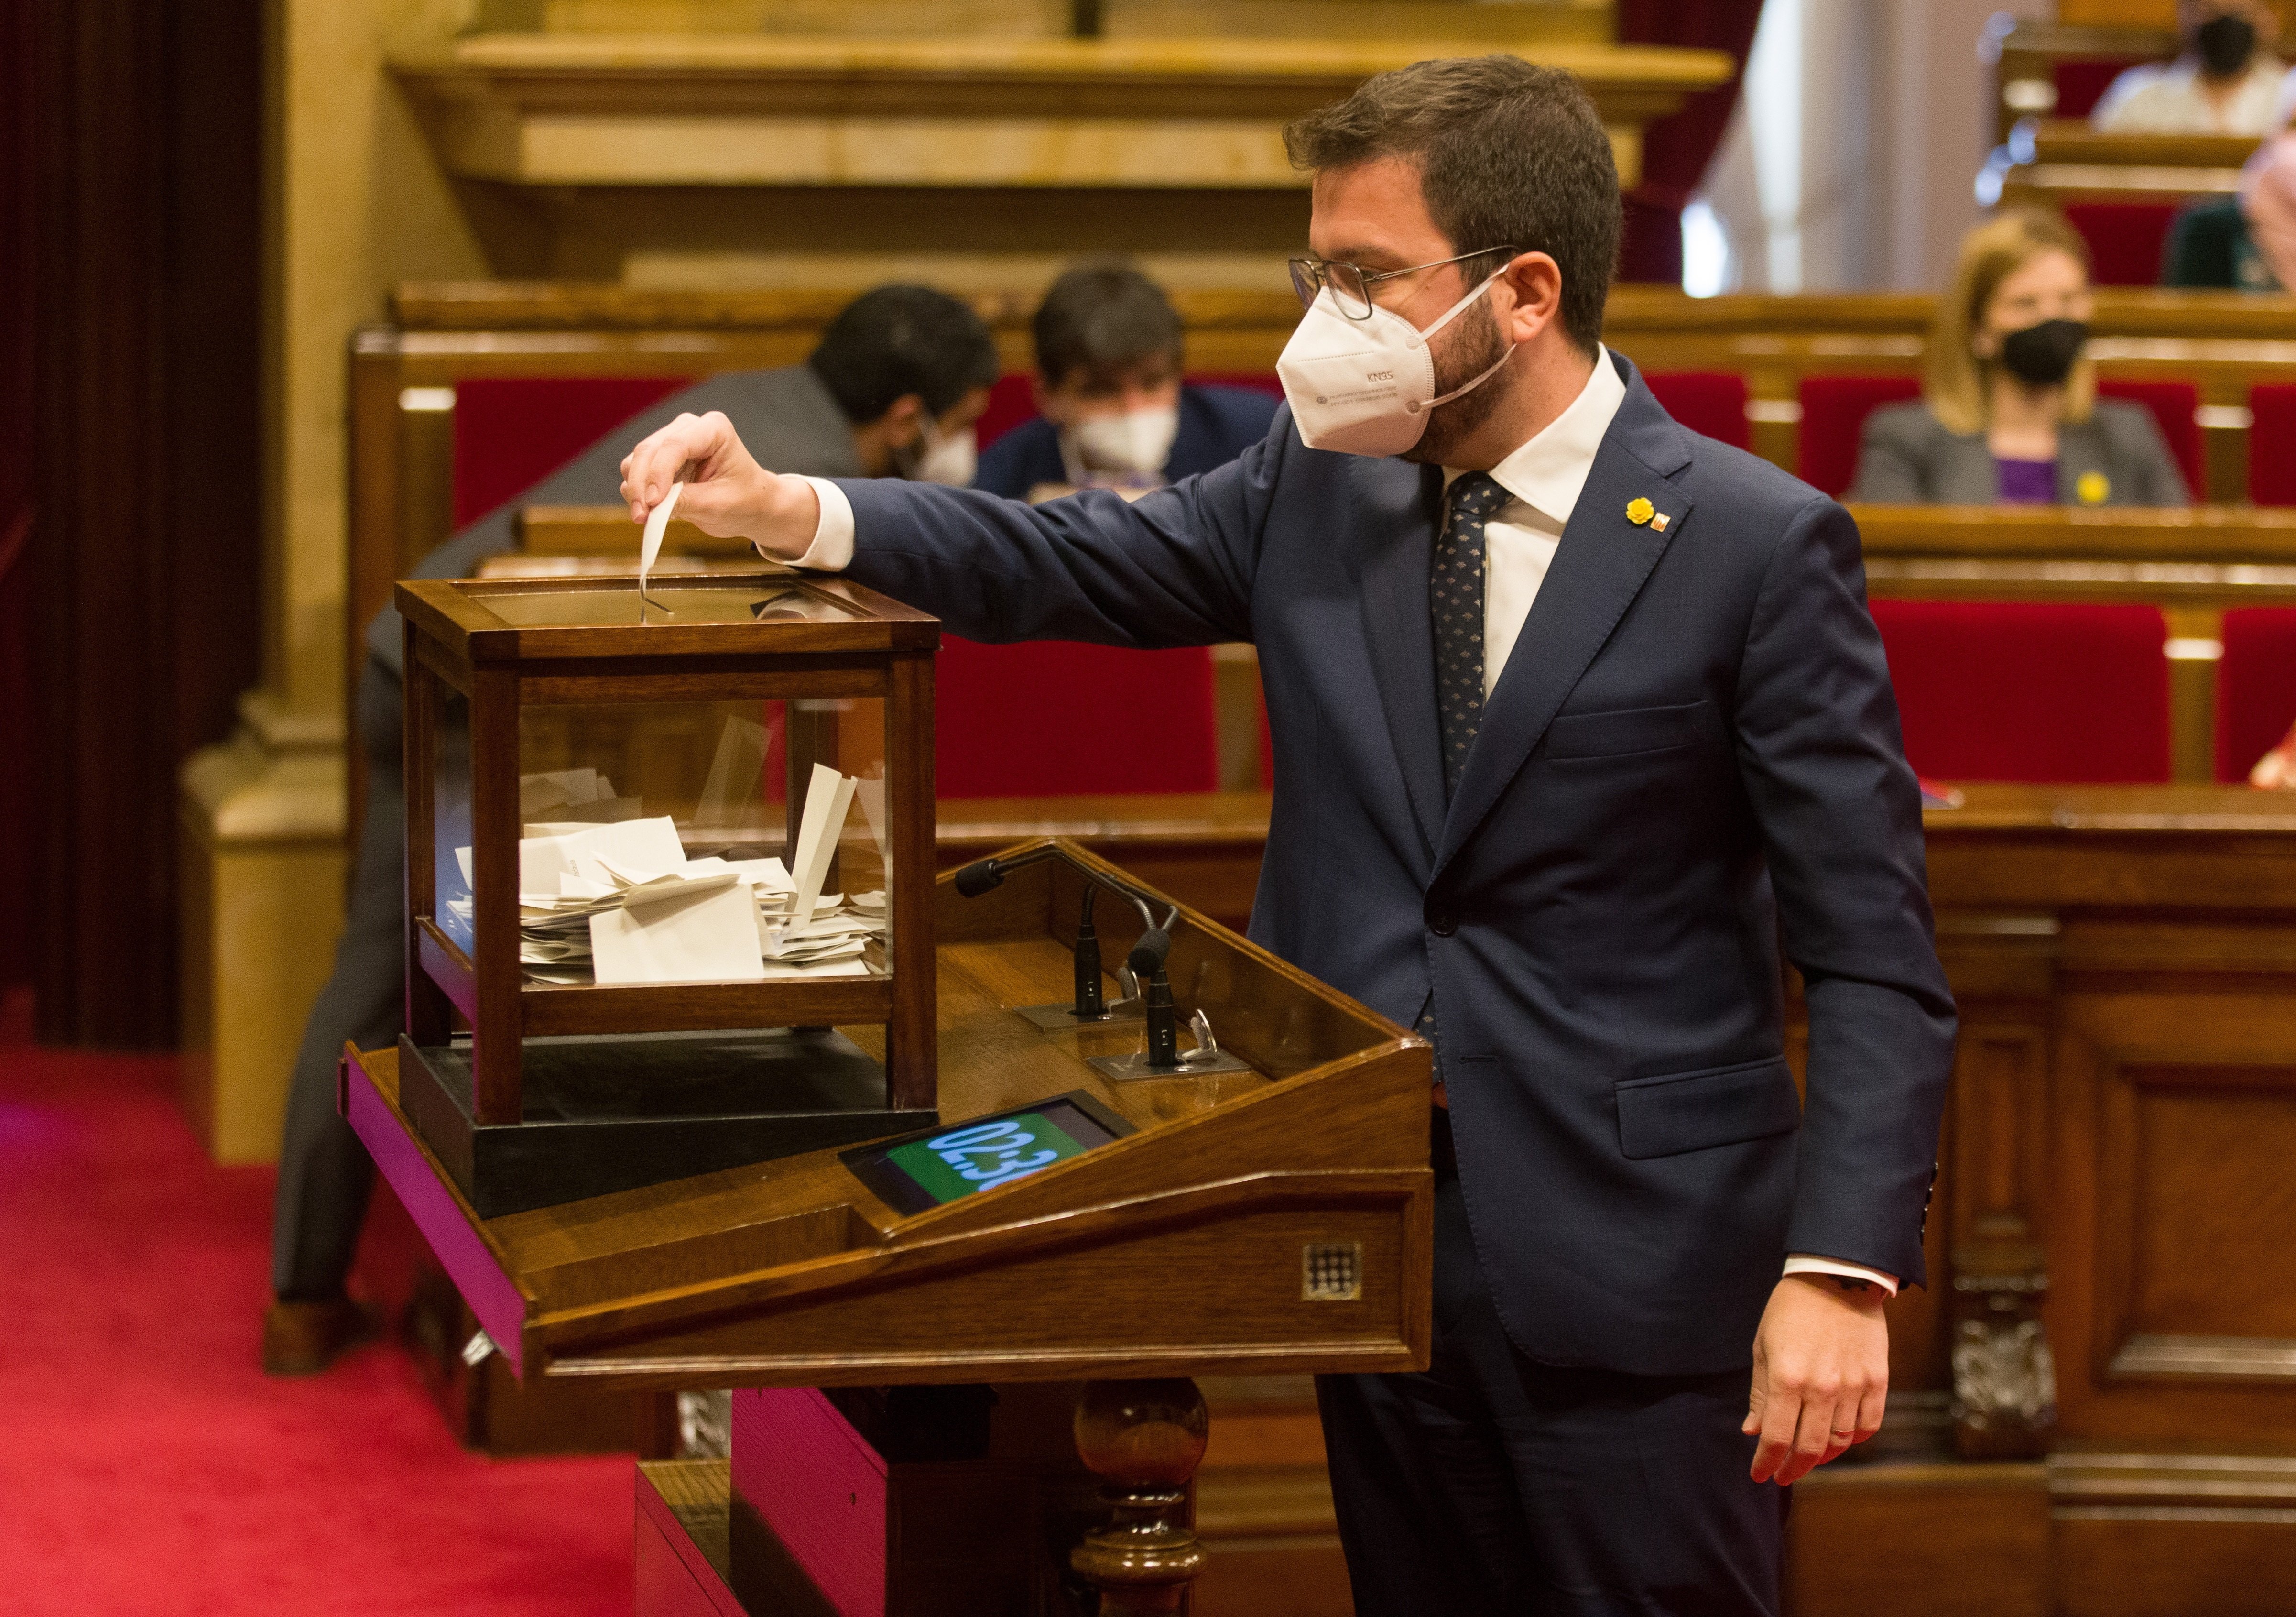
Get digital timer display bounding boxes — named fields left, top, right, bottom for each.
left=840, top=1093, right=1134, bottom=1215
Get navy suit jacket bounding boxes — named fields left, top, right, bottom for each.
left=973, top=383, right=1281, bottom=498
left=840, top=353, right=1956, bottom=1376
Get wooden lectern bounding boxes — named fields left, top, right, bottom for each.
left=343, top=840, right=1431, bottom=1614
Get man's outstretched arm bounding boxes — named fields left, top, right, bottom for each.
left=621, top=408, right=1274, bottom=648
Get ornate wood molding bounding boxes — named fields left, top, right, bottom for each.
left=389, top=32, right=1732, bottom=189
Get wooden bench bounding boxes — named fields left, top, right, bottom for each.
left=1851, top=504, right=2296, bottom=781
left=1600, top=285, right=2296, bottom=499
left=356, top=283, right=2296, bottom=686
left=1990, top=19, right=2177, bottom=136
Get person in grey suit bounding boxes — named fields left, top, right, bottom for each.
left=1848, top=209, right=2191, bottom=507
left=263, top=285, right=1000, bottom=1373
left=622, top=58, right=1953, bottom=1615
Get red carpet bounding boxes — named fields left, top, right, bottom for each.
left=0, top=991, right=634, bottom=1615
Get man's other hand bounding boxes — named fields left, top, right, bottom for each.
left=1743, top=1272, right=1888, bottom=1486
left=620, top=411, right=821, bottom=560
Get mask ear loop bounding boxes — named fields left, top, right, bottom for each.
left=1408, top=267, right=1517, bottom=415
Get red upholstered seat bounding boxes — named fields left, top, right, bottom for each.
left=2062, top=201, right=2182, bottom=287
left=1869, top=599, right=2171, bottom=783
left=976, top=374, right=1040, bottom=450
left=934, top=640, right=1220, bottom=797
left=450, top=376, right=694, bottom=526
left=1644, top=371, right=1750, bottom=451
left=953, top=372, right=1263, bottom=796
left=2096, top=378, right=2203, bottom=497
left=1798, top=375, right=1921, bottom=498
left=2053, top=57, right=2153, bottom=120
left=2215, top=608, right=2296, bottom=780
left=2248, top=385, right=2296, bottom=504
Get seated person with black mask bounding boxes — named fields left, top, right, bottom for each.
left=973, top=260, right=1280, bottom=499
left=1849, top=211, right=2188, bottom=506
left=264, top=284, right=1000, bottom=1373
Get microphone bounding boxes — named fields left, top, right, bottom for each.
left=1126, top=928, right=1171, bottom=977
left=955, top=846, right=1173, bottom=1021
left=953, top=857, right=1007, bottom=898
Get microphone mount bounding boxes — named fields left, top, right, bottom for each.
left=955, top=847, right=1175, bottom=1025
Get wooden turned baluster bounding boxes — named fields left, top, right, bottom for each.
left=1071, top=1378, right=1209, bottom=1615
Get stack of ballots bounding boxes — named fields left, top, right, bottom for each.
left=470, top=763, right=888, bottom=987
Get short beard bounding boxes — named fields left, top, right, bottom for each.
left=1403, top=295, right=1512, bottom=466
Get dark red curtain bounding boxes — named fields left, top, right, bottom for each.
left=1614, top=0, right=1769, bottom=284
left=0, top=0, right=34, bottom=995
left=27, top=0, right=264, bottom=1044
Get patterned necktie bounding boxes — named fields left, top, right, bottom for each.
left=1419, top=472, right=1505, bottom=1075
left=1431, top=471, right=1507, bottom=799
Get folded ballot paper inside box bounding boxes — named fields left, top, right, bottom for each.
left=481, top=763, right=887, bottom=988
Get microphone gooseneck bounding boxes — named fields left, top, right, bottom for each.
left=1072, top=885, right=1106, bottom=1019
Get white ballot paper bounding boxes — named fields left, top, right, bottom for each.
left=520, top=815, right=687, bottom=894
left=787, top=763, right=858, bottom=932
left=589, top=878, right=765, bottom=985
left=640, top=481, right=682, bottom=602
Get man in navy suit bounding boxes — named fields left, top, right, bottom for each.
left=622, top=56, right=1954, bottom=1616
left=973, top=260, right=1279, bottom=498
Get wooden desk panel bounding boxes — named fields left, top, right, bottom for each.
left=910, top=786, right=2296, bottom=1456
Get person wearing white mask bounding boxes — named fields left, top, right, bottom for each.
left=622, top=56, right=1951, bottom=1616
left=974, top=261, right=1279, bottom=498
left=263, top=284, right=997, bottom=1376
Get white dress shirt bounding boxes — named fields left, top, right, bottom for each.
left=783, top=346, right=1898, bottom=1297
left=2091, top=54, right=2290, bottom=136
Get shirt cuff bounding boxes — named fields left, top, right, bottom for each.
left=779, top=476, right=855, bottom=571
left=1783, top=1254, right=1900, bottom=1298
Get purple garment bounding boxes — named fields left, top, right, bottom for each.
left=1996, top=457, right=2057, bottom=504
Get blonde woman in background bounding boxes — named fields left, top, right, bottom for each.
left=1848, top=211, right=2190, bottom=507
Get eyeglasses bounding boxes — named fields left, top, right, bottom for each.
left=1288, top=247, right=1519, bottom=321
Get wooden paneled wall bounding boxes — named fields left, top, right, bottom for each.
left=28, top=0, right=266, bottom=1046
left=930, top=786, right=2296, bottom=1615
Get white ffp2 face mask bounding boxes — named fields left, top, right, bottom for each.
left=1276, top=270, right=1514, bottom=457
left=1068, top=404, right=1181, bottom=476
left=906, top=416, right=978, bottom=486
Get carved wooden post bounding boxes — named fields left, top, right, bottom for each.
left=1072, top=1378, right=1209, bottom=1615
left=1937, top=916, right=2061, bottom=1460
left=1952, top=1239, right=2057, bottom=1459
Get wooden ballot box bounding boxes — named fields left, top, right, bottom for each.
left=394, top=569, right=940, bottom=1217
left=341, top=839, right=1431, bottom=1615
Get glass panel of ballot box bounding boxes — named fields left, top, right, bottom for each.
left=398, top=569, right=940, bottom=1217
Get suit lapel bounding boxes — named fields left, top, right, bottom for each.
left=1354, top=456, right=1449, bottom=861
left=1433, top=425, right=1690, bottom=878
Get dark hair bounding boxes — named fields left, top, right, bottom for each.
left=1032, top=261, right=1185, bottom=388
left=807, top=284, right=1001, bottom=425
left=1283, top=55, right=1621, bottom=352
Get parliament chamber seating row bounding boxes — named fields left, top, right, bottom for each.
left=351, top=285, right=2296, bottom=807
